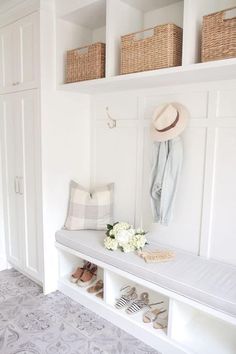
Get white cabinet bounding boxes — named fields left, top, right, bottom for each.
left=0, top=12, right=39, bottom=93
left=0, top=90, right=42, bottom=282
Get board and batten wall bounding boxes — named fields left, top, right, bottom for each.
left=91, top=79, right=236, bottom=266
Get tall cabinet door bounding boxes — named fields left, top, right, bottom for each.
left=0, top=90, right=42, bottom=282
left=0, top=94, right=23, bottom=267
left=18, top=90, right=42, bottom=281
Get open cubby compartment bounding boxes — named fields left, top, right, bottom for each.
left=104, top=269, right=169, bottom=337
left=106, top=0, right=184, bottom=76
left=169, top=300, right=236, bottom=354
left=57, top=247, right=104, bottom=303
left=182, top=0, right=236, bottom=65
left=56, top=0, right=107, bottom=84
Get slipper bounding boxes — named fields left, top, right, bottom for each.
left=143, top=307, right=165, bottom=323
left=70, top=261, right=91, bottom=283
left=153, top=312, right=168, bottom=329
left=96, top=290, right=104, bottom=299
left=115, top=286, right=137, bottom=309
left=87, top=280, right=103, bottom=294
left=77, top=264, right=97, bottom=287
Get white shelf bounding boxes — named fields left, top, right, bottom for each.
left=59, top=274, right=104, bottom=305
left=59, top=59, right=236, bottom=94
left=58, top=272, right=179, bottom=353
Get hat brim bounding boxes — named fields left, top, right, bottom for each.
left=151, top=102, right=189, bottom=142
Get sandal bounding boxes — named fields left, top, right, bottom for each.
left=153, top=311, right=168, bottom=329
left=143, top=307, right=166, bottom=323
left=87, top=280, right=103, bottom=294
left=70, top=261, right=91, bottom=283
left=115, top=286, right=137, bottom=309
left=126, top=293, right=164, bottom=315
left=96, top=290, right=104, bottom=299
left=77, top=264, right=97, bottom=287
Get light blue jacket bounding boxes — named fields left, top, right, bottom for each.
left=150, top=137, right=183, bottom=225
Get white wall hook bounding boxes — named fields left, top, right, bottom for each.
left=106, top=106, right=116, bottom=129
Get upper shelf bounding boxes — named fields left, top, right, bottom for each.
left=58, top=59, right=236, bottom=94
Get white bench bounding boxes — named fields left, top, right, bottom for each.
left=55, top=229, right=236, bottom=354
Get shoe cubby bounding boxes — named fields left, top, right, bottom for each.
left=56, top=243, right=236, bottom=353
left=56, top=0, right=107, bottom=84
left=104, top=270, right=169, bottom=336
left=57, top=248, right=104, bottom=303
left=169, top=300, right=236, bottom=354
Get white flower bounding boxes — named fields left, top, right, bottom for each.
left=116, top=229, right=134, bottom=245
left=131, top=234, right=147, bottom=250
left=104, top=237, right=118, bottom=251
left=113, top=222, right=131, bottom=233
left=136, top=228, right=145, bottom=235
left=122, top=243, right=135, bottom=253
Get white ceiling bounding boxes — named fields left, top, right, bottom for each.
left=63, top=0, right=106, bottom=29
left=121, top=0, right=182, bottom=12
left=0, top=0, right=25, bottom=13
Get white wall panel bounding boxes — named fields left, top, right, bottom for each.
left=93, top=92, right=139, bottom=120
left=94, top=123, right=138, bottom=225
left=143, top=91, right=208, bottom=119
left=92, top=81, right=236, bottom=265
left=142, top=127, right=206, bottom=253
left=209, top=128, right=236, bottom=265
left=216, top=89, right=236, bottom=118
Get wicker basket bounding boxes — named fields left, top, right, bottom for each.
left=201, top=7, right=236, bottom=62
left=120, top=24, right=182, bottom=75
left=66, top=42, right=105, bottom=83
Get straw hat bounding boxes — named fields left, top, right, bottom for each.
left=151, top=103, right=189, bottom=142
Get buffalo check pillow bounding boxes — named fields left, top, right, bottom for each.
left=64, top=181, right=114, bottom=230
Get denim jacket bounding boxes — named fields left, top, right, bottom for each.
left=150, top=137, right=183, bottom=225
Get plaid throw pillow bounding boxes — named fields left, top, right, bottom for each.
left=64, top=181, right=114, bottom=230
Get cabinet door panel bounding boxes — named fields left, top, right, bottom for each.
left=19, top=91, right=41, bottom=280
left=17, top=13, right=39, bottom=89
left=0, top=26, right=14, bottom=90
left=0, top=95, right=21, bottom=266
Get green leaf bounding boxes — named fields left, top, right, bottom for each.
left=107, top=224, right=113, bottom=230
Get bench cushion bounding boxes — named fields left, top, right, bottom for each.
left=55, top=229, right=236, bottom=318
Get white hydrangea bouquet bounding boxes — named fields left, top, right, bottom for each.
left=104, top=222, right=147, bottom=253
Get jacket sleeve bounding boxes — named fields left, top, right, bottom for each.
left=150, top=141, right=169, bottom=222
left=159, top=137, right=183, bottom=225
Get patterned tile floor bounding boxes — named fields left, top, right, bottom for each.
left=0, top=269, right=159, bottom=354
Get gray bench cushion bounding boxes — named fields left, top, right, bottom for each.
left=55, top=229, right=236, bottom=318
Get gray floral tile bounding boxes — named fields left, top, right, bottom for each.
left=0, top=269, right=159, bottom=354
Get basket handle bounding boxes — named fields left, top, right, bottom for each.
left=130, top=27, right=155, bottom=41
left=222, top=7, right=236, bottom=21
left=75, top=45, right=89, bottom=54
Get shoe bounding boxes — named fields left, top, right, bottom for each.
left=96, top=290, right=104, bottom=299
left=77, top=264, right=97, bottom=287
left=115, top=286, right=137, bottom=309
left=153, top=311, right=168, bottom=329
left=143, top=307, right=165, bottom=323
left=87, top=280, right=103, bottom=294
left=70, top=261, right=91, bottom=283
left=126, top=293, right=164, bottom=315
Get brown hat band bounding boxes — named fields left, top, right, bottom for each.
left=156, top=112, right=179, bottom=133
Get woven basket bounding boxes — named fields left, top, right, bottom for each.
left=120, top=24, right=182, bottom=75
left=66, top=42, right=105, bottom=83
left=201, top=7, right=236, bottom=62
